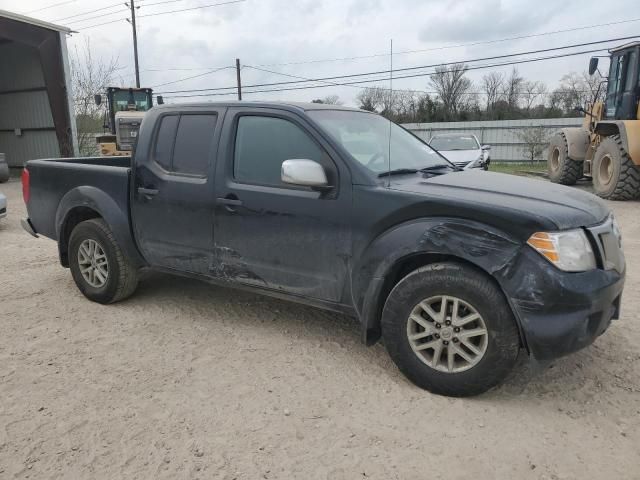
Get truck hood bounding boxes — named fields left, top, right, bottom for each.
left=388, top=170, right=609, bottom=230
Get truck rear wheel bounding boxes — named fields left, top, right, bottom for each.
left=547, top=132, right=583, bottom=185
left=68, top=218, right=138, bottom=304
left=592, top=135, right=640, bottom=200
left=381, top=263, right=520, bottom=397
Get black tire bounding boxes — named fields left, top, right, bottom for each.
left=547, top=132, right=583, bottom=185
left=68, top=218, right=138, bottom=304
left=381, top=263, right=520, bottom=397
left=592, top=135, right=640, bottom=200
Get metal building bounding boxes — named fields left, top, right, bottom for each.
left=0, top=9, right=77, bottom=168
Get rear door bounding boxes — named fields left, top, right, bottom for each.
left=212, top=107, right=352, bottom=303
left=131, top=107, right=224, bottom=274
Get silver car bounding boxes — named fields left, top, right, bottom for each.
left=429, top=134, right=490, bottom=170
left=0, top=191, right=6, bottom=220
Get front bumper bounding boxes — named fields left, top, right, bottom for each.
left=505, top=248, right=624, bottom=361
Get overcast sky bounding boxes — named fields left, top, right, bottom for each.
left=4, top=0, right=639, bottom=105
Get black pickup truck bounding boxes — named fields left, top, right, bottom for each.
left=21, top=102, right=625, bottom=396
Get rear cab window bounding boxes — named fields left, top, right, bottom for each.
left=152, top=113, right=218, bottom=176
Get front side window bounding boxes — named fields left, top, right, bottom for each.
left=234, top=115, right=326, bottom=186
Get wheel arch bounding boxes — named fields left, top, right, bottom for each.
left=56, top=186, right=145, bottom=268
left=595, top=120, right=640, bottom=164
left=353, top=218, right=527, bottom=349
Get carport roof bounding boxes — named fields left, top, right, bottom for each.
left=0, top=9, right=72, bottom=34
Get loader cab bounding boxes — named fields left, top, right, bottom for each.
left=104, top=87, right=153, bottom=133
left=603, top=43, right=640, bottom=121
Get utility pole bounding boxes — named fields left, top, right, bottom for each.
left=129, top=0, right=141, bottom=88
left=235, top=58, right=242, bottom=101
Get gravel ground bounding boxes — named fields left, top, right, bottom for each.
left=1, top=176, right=639, bottom=479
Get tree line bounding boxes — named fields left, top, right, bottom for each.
left=313, top=63, right=602, bottom=124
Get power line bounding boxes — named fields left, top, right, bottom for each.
left=254, top=17, right=640, bottom=68
left=151, top=66, right=235, bottom=87
left=156, top=35, right=638, bottom=94
left=51, top=2, right=126, bottom=22
left=63, top=6, right=130, bottom=25
left=137, top=0, right=246, bottom=19
left=77, top=0, right=246, bottom=30
left=161, top=48, right=608, bottom=98
left=22, top=0, right=76, bottom=15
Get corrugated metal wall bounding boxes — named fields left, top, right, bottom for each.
left=403, top=118, right=584, bottom=162
left=0, top=41, right=59, bottom=167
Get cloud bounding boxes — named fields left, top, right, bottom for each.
left=418, top=0, right=557, bottom=43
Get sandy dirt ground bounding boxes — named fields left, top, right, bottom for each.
left=1, top=176, right=639, bottom=480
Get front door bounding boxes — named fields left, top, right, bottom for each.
left=213, top=107, right=352, bottom=304
left=131, top=108, right=223, bottom=274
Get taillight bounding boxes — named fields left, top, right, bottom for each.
left=21, top=168, right=30, bottom=204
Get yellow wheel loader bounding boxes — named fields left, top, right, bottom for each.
left=548, top=42, right=640, bottom=200
left=94, top=87, right=161, bottom=156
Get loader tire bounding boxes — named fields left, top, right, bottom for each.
left=592, top=135, right=640, bottom=201
left=548, top=132, right=583, bottom=185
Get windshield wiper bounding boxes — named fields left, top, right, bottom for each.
left=377, top=168, right=419, bottom=177
left=420, top=164, right=460, bottom=172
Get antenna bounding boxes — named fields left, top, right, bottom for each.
left=387, top=38, right=393, bottom=187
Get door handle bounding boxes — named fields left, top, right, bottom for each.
left=138, top=187, right=159, bottom=196
left=216, top=197, right=243, bottom=207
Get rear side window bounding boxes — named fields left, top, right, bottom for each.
left=173, top=115, right=218, bottom=175
left=234, top=115, right=326, bottom=186
left=154, top=115, right=179, bottom=170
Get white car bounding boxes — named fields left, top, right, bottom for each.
left=429, top=134, right=491, bottom=170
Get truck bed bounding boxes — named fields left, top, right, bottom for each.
left=26, top=156, right=132, bottom=241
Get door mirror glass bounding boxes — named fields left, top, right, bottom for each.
left=481, top=145, right=491, bottom=151
left=281, top=159, right=328, bottom=187
left=588, top=57, right=599, bottom=76
left=94, top=94, right=102, bottom=106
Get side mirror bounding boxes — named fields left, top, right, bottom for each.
left=156, top=95, right=164, bottom=105
left=481, top=145, right=491, bottom=151
left=588, top=57, right=599, bottom=76
left=281, top=159, right=329, bottom=187
left=94, top=94, right=102, bottom=106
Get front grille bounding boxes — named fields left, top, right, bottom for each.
left=116, top=120, right=141, bottom=151
left=588, top=216, right=625, bottom=272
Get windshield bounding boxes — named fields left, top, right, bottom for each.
left=307, top=110, right=449, bottom=174
left=111, top=90, right=153, bottom=112
left=429, top=136, right=479, bottom=151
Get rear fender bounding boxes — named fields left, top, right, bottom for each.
left=352, top=218, right=524, bottom=345
left=56, top=186, right=145, bottom=268
left=560, top=127, right=590, bottom=161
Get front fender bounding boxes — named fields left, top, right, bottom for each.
left=352, top=218, right=523, bottom=344
left=56, top=186, right=145, bottom=267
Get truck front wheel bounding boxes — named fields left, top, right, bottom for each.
left=381, top=263, right=520, bottom=397
left=68, top=218, right=139, bottom=304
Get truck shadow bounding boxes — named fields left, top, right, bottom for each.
left=131, top=271, right=635, bottom=404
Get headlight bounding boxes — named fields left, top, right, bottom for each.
left=527, top=230, right=596, bottom=272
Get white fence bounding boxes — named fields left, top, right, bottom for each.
left=403, top=117, right=583, bottom=163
